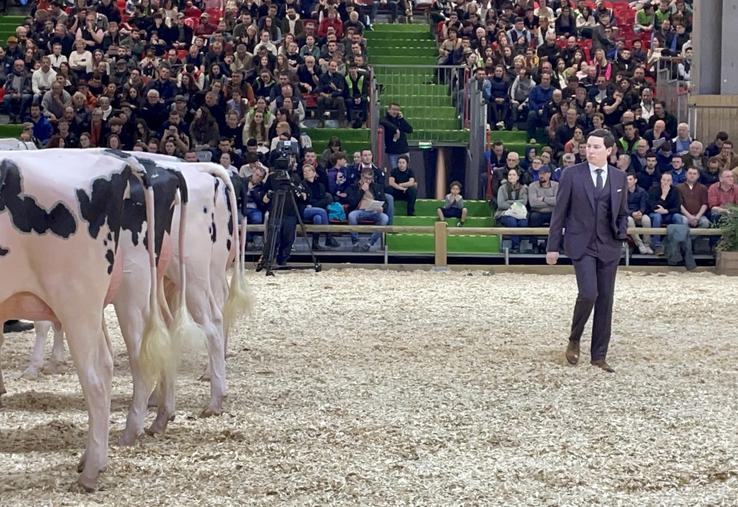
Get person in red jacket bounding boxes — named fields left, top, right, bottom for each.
left=318, top=9, right=344, bottom=40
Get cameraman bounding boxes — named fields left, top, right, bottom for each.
left=262, top=163, right=307, bottom=267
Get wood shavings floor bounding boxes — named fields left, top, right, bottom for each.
left=1, top=270, right=737, bottom=506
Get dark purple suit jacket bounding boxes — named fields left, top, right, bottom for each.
left=546, top=163, right=629, bottom=262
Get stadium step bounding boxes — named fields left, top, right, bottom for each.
left=303, top=128, right=370, bottom=158
left=370, top=55, right=438, bottom=65
left=490, top=130, right=530, bottom=143
left=370, top=23, right=431, bottom=32
left=382, top=105, right=458, bottom=121
left=394, top=199, right=490, bottom=217
left=380, top=83, right=449, bottom=97
left=387, top=233, right=501, bottom=254
left=367, top=22, right=467, bottom=147
left=0, top=124, right=23, bottom=136
left=393, top=216, right=493, bottom=227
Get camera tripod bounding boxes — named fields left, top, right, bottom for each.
left=255, top=184, right=322, bottom=276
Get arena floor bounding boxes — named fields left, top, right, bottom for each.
left=1, top=269, right=737, bottom=506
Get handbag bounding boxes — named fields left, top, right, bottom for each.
left=326, top=201, right=346, bottom=222
left=502, top=201, right=528, bottom=220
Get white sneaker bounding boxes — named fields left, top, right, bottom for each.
left=641, top=246, right=654, bottom=255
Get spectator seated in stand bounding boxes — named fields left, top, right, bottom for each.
left=387, top=155, right=418, bottom=216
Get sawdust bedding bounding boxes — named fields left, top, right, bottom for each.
left=0, top=269, right=736, bottom=506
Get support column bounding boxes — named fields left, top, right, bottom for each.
left=435, top=147, right=447, bottom=199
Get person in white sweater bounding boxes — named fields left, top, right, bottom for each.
left=68, top=39, right=93, bottom=77
left=32, top=56, right=57, bottom=101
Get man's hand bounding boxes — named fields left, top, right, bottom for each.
left=546, top=251, right=559, bottom=265
left=393, top=131, right=400, bottom=142
left=360, top=182, right=369, bottom=192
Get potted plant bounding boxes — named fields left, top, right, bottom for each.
left=716, top=205, right=738, bottom=275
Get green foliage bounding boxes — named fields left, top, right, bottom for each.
left=717, top=205, right=738, bottom=252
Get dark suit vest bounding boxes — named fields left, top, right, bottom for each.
left=586, top=173, right=613, bottom=256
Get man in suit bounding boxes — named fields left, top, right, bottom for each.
left=546, top=129, right=629, bottom=373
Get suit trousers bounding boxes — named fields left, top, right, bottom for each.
left=569, top=254, right=619, bottom=361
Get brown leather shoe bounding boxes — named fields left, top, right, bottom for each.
left=591, top=359, right=615, bottom=373
left=565, top=340, right=580, bottom=365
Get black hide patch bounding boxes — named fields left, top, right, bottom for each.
left=0, top=159, right=77, bottom=238
left=102, top=151, right=188, bottom=266
left=75, top=169, right=133, bottom=274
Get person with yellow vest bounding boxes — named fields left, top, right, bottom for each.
left=344, top=64, right=368, bottom=129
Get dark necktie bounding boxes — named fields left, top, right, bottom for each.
left=595, top=168, right=604, bottom=191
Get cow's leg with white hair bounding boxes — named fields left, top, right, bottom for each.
left=22, top=321, right=66, bottom=379
left=61, top=309, right=114, bottom=492
left=0, top=331, right=6, bottom=397
left=47, top=324, right=66, bottom=372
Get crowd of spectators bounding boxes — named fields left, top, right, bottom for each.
left=438, top=0, right=736, bottom=252
left=0, top=0, right=422, bottom=260
left=2, top=0, right=378, bottom=152
left=2, top=0, right=736, bottom=259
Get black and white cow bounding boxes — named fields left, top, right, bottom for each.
left=0, top=149, right=190, bottom=491
left=23, top=151, right=252, bottom=445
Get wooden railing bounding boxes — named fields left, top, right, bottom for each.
left=245, top=223, right=724, bottom=267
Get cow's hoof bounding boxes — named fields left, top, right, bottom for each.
left=76, top=454, right=86, bottom=474
left=70, top=475, right=97, bottom=493
left=42, top=360, right=65, bottom=375
left=20, top=368, right=40, bottom=380
left=200, top=406, right=223, bottom=418
left=118, top=431, right=142, bottom=447
left=145, top=416, right=169, bottom=436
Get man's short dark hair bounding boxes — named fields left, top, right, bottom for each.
left=716, top=131, right=729, bottom=141
left=588, top=128, right=616, bottom=149
left=645, top=151, right=657, bottom=159
left=493, top=140, right=504, bottom=149
left=332, top=151, right=347, bottom=164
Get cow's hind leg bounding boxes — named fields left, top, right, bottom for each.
left=62, top=314, right=113, bottom=492
left=116, top=304, right=151, bottom=446
left=0, top=332, right=6, bottom=397
left=43, top=324, right=67, bottom=374
left=21, top=321, right=51, bottom=380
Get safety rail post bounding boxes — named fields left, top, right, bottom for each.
left=369, top=67, right=379, bottom=160
left=434, top=221, right=448, bottom=268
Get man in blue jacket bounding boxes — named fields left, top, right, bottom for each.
left=526, top=73, right=553, bottom=142
left=626, top=172, right=654, bottom=254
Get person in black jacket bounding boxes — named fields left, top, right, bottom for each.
left=626, top=172, right=654, bottom=254
left=346, top=167, right=389, bottom=251
left=262, top=168, right=307, bottom=266
left=316, top=60, right=346, bottom=126
left=301, top=164, right=335, bottom=250
left=648, top=171, right=681, bottom=251
left=379, top=102, right=413, bottom=171
left=243, top=164, right=268, bottom=246
left=484, top=65, right=511, bottom=130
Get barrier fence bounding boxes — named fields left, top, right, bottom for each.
left=245, top=224, right=724, bottom=267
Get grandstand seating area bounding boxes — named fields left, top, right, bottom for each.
left=3, top=0, right=735, bottom=262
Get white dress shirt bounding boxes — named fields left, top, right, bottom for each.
left=588, top=163, right=608, bottom=189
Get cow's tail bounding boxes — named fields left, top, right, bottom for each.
left=137, top=172, right=174, bottom=390
left=170, top=182, right=207, bottom=362
left=200, top=165, right=254, bottom=333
